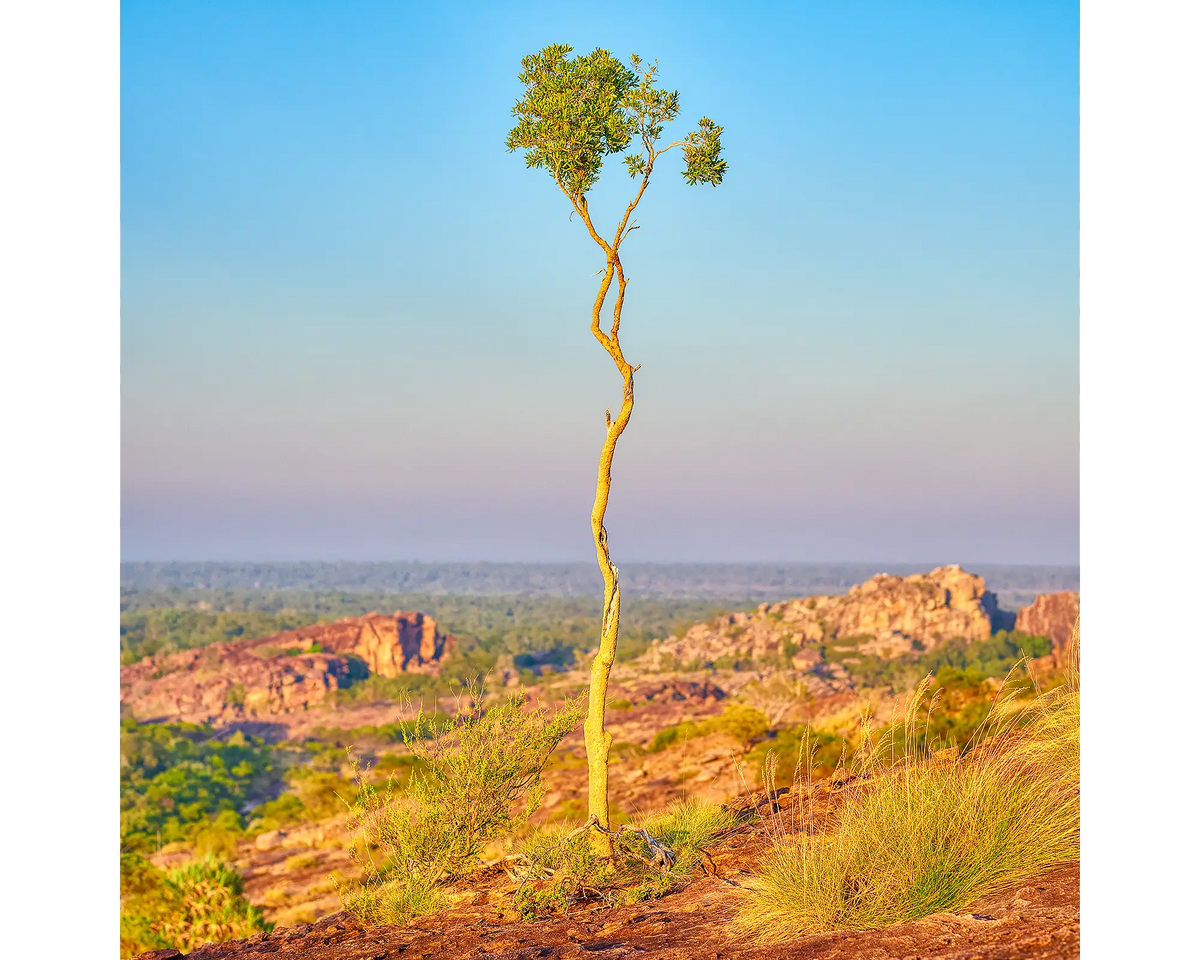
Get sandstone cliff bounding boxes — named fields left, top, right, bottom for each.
left=254, top=611, right=454, bottom=678
left=120, top=612, right=457, bottom=724
left=121, top=647, right=352, bottom=724
left=642, top=565, right=1006, bottom=670
left=1016, top=592, right=1080, bottom=649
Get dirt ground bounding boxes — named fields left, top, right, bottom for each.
left=139, top=790, right=1079, bottom=960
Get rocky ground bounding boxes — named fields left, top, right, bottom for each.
left=128, top=568, right=1081, bottom=954
left=151, top=674, right=832, bottom=929
left=137, top=790, right=1080, bottom=960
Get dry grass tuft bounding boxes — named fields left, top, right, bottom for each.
left=735, top=629, right=1080, bottom=941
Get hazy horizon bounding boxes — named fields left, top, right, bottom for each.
left=120, top=559, right=1080, bottom=606
left=121, top=1, right=1079, bottom=564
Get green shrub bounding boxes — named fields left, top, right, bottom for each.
left=640, top=797, right=737, bottom=874
left=251, top=792, right=308, bottom=832
left=286, top=767, right=358, bottom=821
left=512, top=822, right=614, bottom=918
left=121, top=854, right=270, bottom=958
left=338, top=688, right=585, bottom=923
left=822, top=631, right=1055, bottom=692
left=514, top=798, right=738, bottom=918
left=650, top=703, right=769, bottom=753
left=189, top=810, right=243, bottom=860
left=331, top=671, right=445, bottom=706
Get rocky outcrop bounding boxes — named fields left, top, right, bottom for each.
left=121, top=647, right=352, bottom=724
left=1016, top=592, right=1080, bottom=649
left=623, top=678, right=728, bottom=706
left=120, top=612, right=457, bottom=724
left=642, top=565, right=1004, bottom=669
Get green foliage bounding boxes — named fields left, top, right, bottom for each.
left=190, top=810, right=243, bottom=860
left=339, top=689, right=585, bottom=923
left=120, top=720, right=279, bottom=852
left=640, top=797, right=737, bottom=873
left=121, top=607, right=318, bottom=663
left=121, top=854, right=270, bottom=958
left=121, top=852, right=180, bottom=957
left=822, top=630, right=1053, bottom=691
left=928, top=630, right=1052, bottom=676
left=330, top=670, right=445, bottom=706
left=512, top=822, right=615, bottom=918
left=282, top=767, right=358, bottom=821
left=507, top=46, right=725, bottom=199
left=251, top=792, right=308, bottom=832
left=311, top=716, right=453, bottom=748
left=649, top=703, right=769, bottom=753
left=120, top=591, right=739, bottom=672
left=515, top=799, right=737, bottom=918
left=507, top=45, right=638, bottom=196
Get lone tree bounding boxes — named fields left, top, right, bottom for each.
left=507, top=45, right=726, bottom=851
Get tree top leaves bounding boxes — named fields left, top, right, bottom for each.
left=506, top=45, right=726, bottom=199
left=681, top=117, right=727, bottom=187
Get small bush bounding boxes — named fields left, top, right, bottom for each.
left=283, top=852, right=319, bottom=872
left=640, top=797, right=737, bottom=874
left=650, top=703, right=769, bottom=753
left=514, top=798, right=737, bottom=918
left=189, top=812, right=242, bottom=860
left=338, top=687, right=584, bottom=923
left=121, top=854, right=270, bottom=958
left=512, top=822, right=613, bottom=918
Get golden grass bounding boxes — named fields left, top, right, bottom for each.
left=261, top=886, right=290, bottom=908
left=735, top=636, right=1080, bottom=941
left=282, top=852, right=320, bottom=872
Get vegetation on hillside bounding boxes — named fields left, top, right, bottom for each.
left=735, top=652, right=1080, bottom=939
left=511, top=797, right=738, bottom=917
left=120, top=591, right=747, bottom=669
left=821, top=629, right=1052, bottom=690
left=339, top=688, right=585, bottom=923
left=120, top=720, right=282, bottom=853
left=117, top=581, right=1076, bottom=953
left=121, top=853, right=271, bottom=958
left=121, top=608, right=319, bottom=664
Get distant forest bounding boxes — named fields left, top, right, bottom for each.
left=121, top=561, right=1078, bottom=609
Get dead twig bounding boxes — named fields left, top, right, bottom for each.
left=587, top=816, right=677, bottom=872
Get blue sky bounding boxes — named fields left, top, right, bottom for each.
left=121, top=0, right=1079, bottom=563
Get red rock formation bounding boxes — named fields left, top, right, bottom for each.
left=120, top=612, right=458, bottom=724
left=642, top=565, right=1005, bottom=669
left=120, top=646, right=352, bottom=724
left=258, top=611, right=455, bottom=677
left=1016, top=592, right=1080, bottom=649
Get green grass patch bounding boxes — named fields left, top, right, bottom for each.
left=649, top=703, right=769, bottom=753
left=514, top=798, right=738, bottom=918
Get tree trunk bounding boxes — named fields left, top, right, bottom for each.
left=583, top=349, right=635, bottom=856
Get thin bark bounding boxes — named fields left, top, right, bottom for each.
left=561, top=157, right=657, bottom=855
